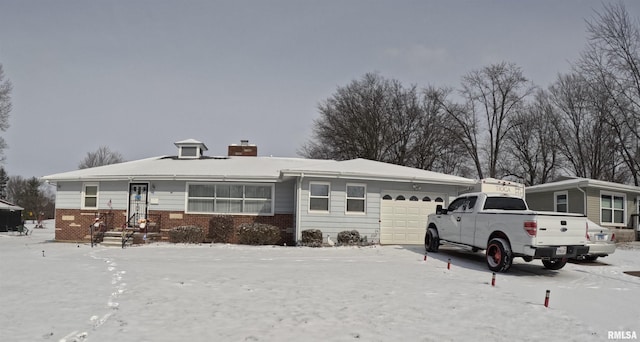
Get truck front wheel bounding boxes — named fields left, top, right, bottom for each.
left=425, top=228, right=440, bottom=253
left=486, top=238, right=513, bottom=272
left=542, top=258, right=568, bottom=270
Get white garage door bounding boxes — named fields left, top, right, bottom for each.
left=379, top=192, right=444, bottom=245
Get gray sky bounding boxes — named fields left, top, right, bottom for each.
left=1, top=0, right=639, bottom=178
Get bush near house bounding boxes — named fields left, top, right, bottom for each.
left=337, top=230, right=361, bottom=245
left=300, top=229, right=323, bottom=247
left=236, top=223, right=281, bottom=245
left=169, top=225, right=205, bottom=244
left=208, top=215, right=235, bottom=243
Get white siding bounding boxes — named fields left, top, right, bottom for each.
left=54, top=182, right=83, bottom=209
left=55, top=180, right=295, bottom=214
left=55, top=181, right=130, bottom=210
left=274, top=180, right=295, bottom=214
left=298, top=178, right=461, bottom=242
left=148, top=181, right=188, bottom=211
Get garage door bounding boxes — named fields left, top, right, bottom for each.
left=379, top=192, right=445, bottom=245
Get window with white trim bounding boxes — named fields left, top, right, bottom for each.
left=601, top=192, right=625, bottom=225
left=309, top=182, right=330, bottom=212
left=186, top=183, right=272, bottom=215
left=346, top=184, right=366, bottom=213
left=554, top=191, right=568, bottom=212
left=82, top=183, right=99, bottom=209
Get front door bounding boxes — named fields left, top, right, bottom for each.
left=128, top=183, right=149, bottom=226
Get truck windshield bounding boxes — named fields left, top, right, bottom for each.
left=483, top=197, right=527, bottom=210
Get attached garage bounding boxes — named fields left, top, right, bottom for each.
left=379, top=191, right=445, bottom=245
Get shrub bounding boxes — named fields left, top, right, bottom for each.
left=169, top=225, right=205, bottom=244
left=337, top=230, right=361, bottom=245
left=300, top=229, right=323, bottom=247
left=208, top=215, right=235, bottom=243
left=236, top=223, right=281, bottom=245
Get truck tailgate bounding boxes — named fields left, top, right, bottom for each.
left=534, top=212, right=587, bottom=246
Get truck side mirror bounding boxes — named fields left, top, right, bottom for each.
left=436, top=205, right=446, bottom=215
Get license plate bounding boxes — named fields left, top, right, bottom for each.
left=556, top=246, right=567, bottom=255
left=596, top=234, right=606, bottom=241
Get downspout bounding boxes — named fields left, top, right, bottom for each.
left=576, top=185, right=587, bottom=217
left=296, top=173, right=304, bottom=244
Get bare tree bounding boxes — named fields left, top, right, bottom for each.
left=428, top=87, right=482, bottom=177
left=462, top=62, right=535, bottom=178
left=0, top=64, right=12, bottom=161
left=300, top=73, right=465, bottom=173
left=503, top=90, right=561, bottom=185
left=549, top=73, right=621, bottom=180
left=576, top=2, right=640, bottom=184
left=431, top=63, right=534, bottom=178
left=78, top=146, right=124, bottom=169
left=420, top=87, right=472, bottom=176
left=301, top=73, right=392, bottom=161
left=385, top=81, right=422, bottom=166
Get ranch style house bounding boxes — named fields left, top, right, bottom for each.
left=41, top=139, right=478, bottom=246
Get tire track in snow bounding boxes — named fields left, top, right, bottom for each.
left=58, top=248, right=127, bottom=342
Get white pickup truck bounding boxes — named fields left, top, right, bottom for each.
left=425, top=192, right=589, bottom=272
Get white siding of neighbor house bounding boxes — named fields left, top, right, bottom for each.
left=526, top=189, right=585, bottom=214
left=297, top=177, right=461, bottom=241
left=527, top=187, right=639, bottom=229
left=55, top=179, right=295, bottom=214
left=586, top=187, right=636, bottom=228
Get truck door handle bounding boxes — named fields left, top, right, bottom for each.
left=456, top=217, right=461, bottom=222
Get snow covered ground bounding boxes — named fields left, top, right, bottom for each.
left=1, top=221, right=639, bottom=342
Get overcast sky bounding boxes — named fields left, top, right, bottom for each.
left=1, top=0, right=639, bottom=178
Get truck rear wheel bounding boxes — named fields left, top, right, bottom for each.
left=425, top=228, right=439, bottom=253
left=542, top=258, right=568, bottom=270
left=486, top=238, right=513, bottom=272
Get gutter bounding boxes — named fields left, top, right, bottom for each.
left=280, top=170, right=476, bottom=187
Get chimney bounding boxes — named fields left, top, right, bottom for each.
left=228, top=140, right=257, bottom=156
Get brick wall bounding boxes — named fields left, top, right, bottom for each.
left=54, top=209, right=129, bottom=241
left=54, top=208, right=295, bottom=245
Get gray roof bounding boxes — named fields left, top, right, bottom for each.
left=41, top=156, right=475, bottom=186
left=526, top=177, right=640, bottom=194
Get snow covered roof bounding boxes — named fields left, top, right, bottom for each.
left=41, top=156, right=475, bottom=186
left=173, top=139, right=207, bottom=149
left=0, top=199, right=23, bottom=211
left=526, top=177, right=640, bottom=194
left=282, top=158, right=476, bottom=186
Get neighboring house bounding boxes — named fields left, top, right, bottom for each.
left=526, top=177, right=640, bottom=242
left=0, top=199, right=23, bottom=232
left=41, top=139, right=477, bottom=245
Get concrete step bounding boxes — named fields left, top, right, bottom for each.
left=100, top=235, right=131, bottom=247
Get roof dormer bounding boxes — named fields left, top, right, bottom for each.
left=174, top=139, right=208, bottom=159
